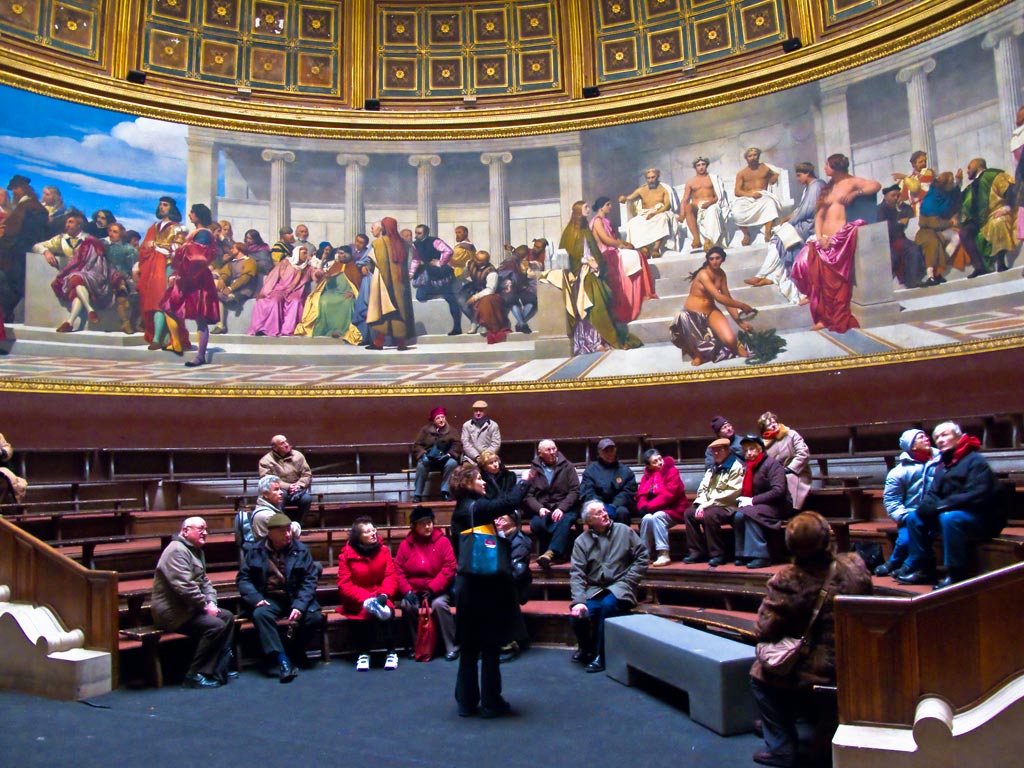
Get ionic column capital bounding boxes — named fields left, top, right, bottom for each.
left=480, top=151, right=513, bottom=166
left=408, top=154, right=441, bottom=168
left=336, top=153, right=370, bottom=168
left=261, top=149, right=296, bottom=164
left=896, top=58, right=936, bottom=84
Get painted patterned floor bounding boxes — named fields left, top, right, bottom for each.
left=2, top=306, right=1021, bottom=388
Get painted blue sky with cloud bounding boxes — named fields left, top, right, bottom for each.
left=0, top=84, right=192, bottom=234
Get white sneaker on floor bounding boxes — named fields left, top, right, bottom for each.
left=652, top=554, right=672, bottom=567
left=384, top=653, right=399, bottom=670
left=356, top=654, right=370, bottom=671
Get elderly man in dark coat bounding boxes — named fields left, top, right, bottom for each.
left=151, top=516, right=236, bottom=688
left=580, top=437, right=638, bottom=524
left=523, top=438, right=581, bottom=569
left=898, top=421, right=1003, bottom=588
left=237, top=512, right=322, bottom=683
left=734, top=435, right=793, bottom=569
left=411, top=406, right=463, bottom=502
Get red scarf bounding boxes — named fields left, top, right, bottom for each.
left=946, top=434, right=981, bottom=466
left=911, top=447, right=933, bottom=462
left=761, top=424, right=788, bottom=446
left=742, top=453, right=764, bottom=496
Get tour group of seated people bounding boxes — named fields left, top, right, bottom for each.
left=152, top=411, right=1005, bottom=768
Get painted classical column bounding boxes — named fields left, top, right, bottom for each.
left=817, top=85, right=852, bottom=168
left=480, top=151, right=512, bottom=254
left=185, top=135, right=219, bottom=217
left=983, top=20, right=1024, bottom=142
left=408, top=154, right=442, bottom=233
left=260, top=149, right=296, bottom=241
left=896, top=59, right=937, bottom=168
left=557, top=146, right=584, bottom=222
left=336, top=153, right=370, bottom=245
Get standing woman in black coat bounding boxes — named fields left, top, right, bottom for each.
left=449, top=462, right=529, bottom=717
left=734, top=434, right=793, bottom=569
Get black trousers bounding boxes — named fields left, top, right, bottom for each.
left=251, top=596, right=323, bottom=659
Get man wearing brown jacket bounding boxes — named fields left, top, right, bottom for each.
left=151, top=516, right=236, bottom=688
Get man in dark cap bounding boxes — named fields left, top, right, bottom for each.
left=704, top=415, right=744, bottom=470
left=461, top=399, right=501, bottom=465
left=580, top=437, right=637, bottom=524
left=0, top=174, right=49, bottom=321
left=237, top=512, right=322, bottom=682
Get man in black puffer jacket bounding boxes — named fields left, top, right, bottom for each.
left=898, top=421, right=1002, bottom=589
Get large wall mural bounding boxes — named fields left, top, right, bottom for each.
left=0, top=4, right=1021, bottom=393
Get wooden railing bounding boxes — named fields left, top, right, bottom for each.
left=0, top=517, right=120, bottom=684
left=834, top=561, right=1024, bottom=728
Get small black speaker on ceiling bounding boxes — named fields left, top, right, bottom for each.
left=782, top=37, right=802, bottom=53
left=364, top=98, right=381, bottom=111
left=582, top=85, right=600, bottom=99
left=126, top=70, right=147, bottom=85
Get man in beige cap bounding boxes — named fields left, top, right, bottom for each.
left=461, top=399, right=501, bottom=465
left=683, top=437, right=746, bottom=566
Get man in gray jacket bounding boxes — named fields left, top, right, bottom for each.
left=568, top=501, right=649, bottom=673
left=151, top=516, right=235, bottom=688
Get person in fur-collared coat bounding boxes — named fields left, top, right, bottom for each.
left=749, top=511, right=872, bottom=768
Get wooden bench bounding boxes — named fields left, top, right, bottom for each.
left=604, top=613, right=759, bottom=736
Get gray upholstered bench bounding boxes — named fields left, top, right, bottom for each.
left=604, top=613, right=758, bottom=735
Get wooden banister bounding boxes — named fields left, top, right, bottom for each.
left=834, top=561, right=1024, bottom=728
left=0, top=517, right=120, bottom=685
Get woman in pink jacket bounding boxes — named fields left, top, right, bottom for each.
left=394, top=506, right=459, bottom=661
left=637, top=449, right=687, bottom=567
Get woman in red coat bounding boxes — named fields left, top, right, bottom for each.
left=637, top=450, right=687, bottom=567
left=395, top=506, right=458, bottom=661
left=337, top=517, right=399, bottom=670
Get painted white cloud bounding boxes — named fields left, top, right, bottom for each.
left=0, top=116, right=187, bottom=186
left=18, top=164, right=167, bottom=201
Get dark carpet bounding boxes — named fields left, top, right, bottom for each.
left=0, top=648, right=761, bottom=767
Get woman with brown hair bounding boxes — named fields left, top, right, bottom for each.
left=749, top=511, right=872, bottom=767
left=449, top=462, right=530, bottom=717
left=758, top=411, right=812, bottom=511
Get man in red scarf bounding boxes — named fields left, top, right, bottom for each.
left=898, top=422, right=1002, bottom=589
